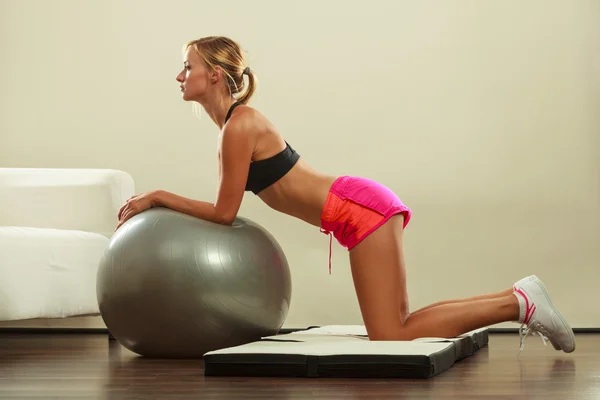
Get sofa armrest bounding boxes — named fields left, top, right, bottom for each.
left=0, top=168, right=135, bottom=237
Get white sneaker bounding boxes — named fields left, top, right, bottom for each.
left=513, top=275, right=537, bottom=291
left=513, top=275, right=560, bottom=350
left=513, top=276, right=575, bottom=353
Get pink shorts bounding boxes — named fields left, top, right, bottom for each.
left=320, top=175, right=412, bottom=273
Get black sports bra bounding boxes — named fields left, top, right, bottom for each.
left=225, top=102, right=300, bottom=194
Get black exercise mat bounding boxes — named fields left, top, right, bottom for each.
left=203, top=325, right=488, bottom=379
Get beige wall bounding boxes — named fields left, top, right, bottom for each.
left=1, top=0, right=598, bottom=330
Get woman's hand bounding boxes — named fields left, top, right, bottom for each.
left=116, top=190, right=161, bottom=230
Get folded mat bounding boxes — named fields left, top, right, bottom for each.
left=204, top=325, right=488, bottom=379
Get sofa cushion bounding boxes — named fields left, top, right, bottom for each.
left=0, top=226, right=108, bottom=321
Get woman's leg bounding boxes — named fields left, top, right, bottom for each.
left=349, top=214, right=519, bottom=340
left=409, top=288, right=514, bottom=317
left=348, top=213, right=575, bottom=352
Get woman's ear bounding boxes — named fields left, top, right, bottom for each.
left=211, top=66, right=223, bottom=83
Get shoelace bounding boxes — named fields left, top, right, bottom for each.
left=518, top=321, right=549, bottom=354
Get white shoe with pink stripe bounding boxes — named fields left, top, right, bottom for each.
left=512, top=275, right=576, bottom=353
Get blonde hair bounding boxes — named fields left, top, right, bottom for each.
left=185, top=36, right=256, bottom=104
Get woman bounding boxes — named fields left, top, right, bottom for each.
left=116, top=36, right=575, bottom=353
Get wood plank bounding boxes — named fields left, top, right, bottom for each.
left=0, top=332, right=596, bottom=399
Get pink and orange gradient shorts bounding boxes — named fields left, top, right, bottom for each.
left=320, top=175, right=412, bottom=273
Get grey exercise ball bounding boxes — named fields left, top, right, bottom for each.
left=96, top=207, right=292, bottom=358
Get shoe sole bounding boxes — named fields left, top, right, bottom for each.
left=533, top=279, right=576, bottom=353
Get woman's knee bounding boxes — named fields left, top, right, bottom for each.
left=366, top=323, right=413, bottom=341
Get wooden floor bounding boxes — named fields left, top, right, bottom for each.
left=0, top=331, right=597, bottom=399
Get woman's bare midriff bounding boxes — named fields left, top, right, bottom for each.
left=257, top=159, right=338, bottom=228
left=231, top=108, right=339, bottom=227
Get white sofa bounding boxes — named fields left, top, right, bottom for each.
left=0, top=168, right=135, bottom=322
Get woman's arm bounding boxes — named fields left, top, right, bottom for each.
left=152, top=190, right=226, bottom=224
left=153, top=117, right=253, bottom=226
left=115, top=112, right=254, bottom=230
left=211, top=115, right=254, bottom=224
left=118, top=118, right=253, bottom=229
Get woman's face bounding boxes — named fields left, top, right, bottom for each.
left=176, top=48, right=210, bottom=102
